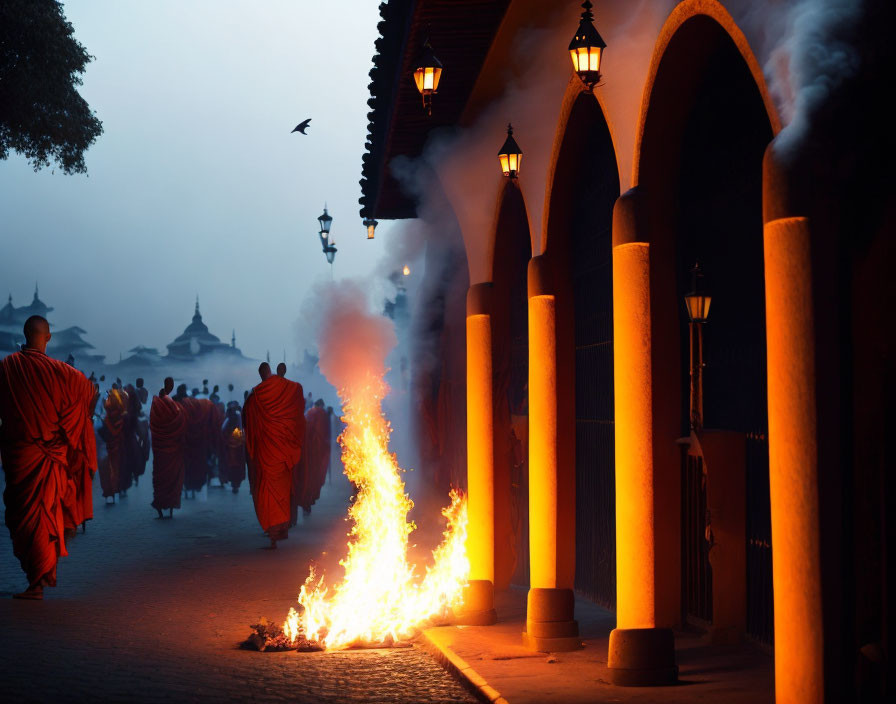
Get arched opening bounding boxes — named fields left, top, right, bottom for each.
left=546, top=92, right=620, bottom=609
left=490, top=182, right=531, bottom=589
left=639, top=14, right=774, bottom=641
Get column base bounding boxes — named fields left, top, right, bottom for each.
left=607, top=627, right=677, bottom=686
left=453, top=580, right=497, bottom=626
left=523, top=587, right=580, bottom=652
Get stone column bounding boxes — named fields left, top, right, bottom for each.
left=523, top=255, right=579, bottom=652
left=456, top=282, right=497, bottom=626
left=607, top=188, right=677, bottom=685
left=763, top=145, right=823, bottom=703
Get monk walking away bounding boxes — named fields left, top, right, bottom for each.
left=150, top=378, right=186, bottom=518
left=220, top=400, right=247, bottom=494
left=0, top=316, right=97, bottom=599
left=243, top=362, right=304, bottom=548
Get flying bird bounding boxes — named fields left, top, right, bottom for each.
left=291, top=119, right=311, bottom=134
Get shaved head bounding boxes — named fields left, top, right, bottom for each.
left=276, top=362, right=287, bottom=377
left=258, top=362, right=272, bottom=381
left=23, top=315, right=51, bottom=352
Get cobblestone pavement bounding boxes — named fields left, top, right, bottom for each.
left=0, top=468, right=476, bottom=704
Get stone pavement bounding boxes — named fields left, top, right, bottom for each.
left=0, top=469, right=477, bottom=704
left=424, top=589, right=774, bottom=704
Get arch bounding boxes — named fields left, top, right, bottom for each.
left=633, top=0, right=781, bottom=183
left=543, top=91, right=621, bottom=608
left=541, top=77, right=622, bottom=254
left=635, top=3, right=776, bottom=634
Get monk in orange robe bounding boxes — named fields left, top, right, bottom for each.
left=98, top=387, right=128, bottom=503
left=0, top=316, right=97, bottom=599
left=220, top=401, right=246, bottom=494
left=175, top=385, right=216, bottom=497
left=301, top=399, right=331, bottom=513
left=243, top=362, right=304, bottom=548
left=150, top=377, right=186, bottom=518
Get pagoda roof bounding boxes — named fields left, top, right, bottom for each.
left=360, top=0, right=509, bottom=220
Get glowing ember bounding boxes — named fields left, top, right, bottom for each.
left=283, top=374, right=469, bottom=650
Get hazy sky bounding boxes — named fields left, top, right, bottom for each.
left=0, top=0, right=402, bottom=362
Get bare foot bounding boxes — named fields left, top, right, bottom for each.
left=155, top=508, right=164, bottom=519
left=13, top=584, right=43, bottom=600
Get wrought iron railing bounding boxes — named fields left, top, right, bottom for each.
left=745, top=432, right=774, bottom=647
left=682, top=452, right=713, bottom=624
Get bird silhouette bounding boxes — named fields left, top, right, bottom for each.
left=291, top=119, right=311, bottom=134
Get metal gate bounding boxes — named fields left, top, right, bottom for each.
left=682, top=452, right=713, bottom=623
left=746, top=432, right=773, bottom=646
left=572, top=184, right=616, bottom=610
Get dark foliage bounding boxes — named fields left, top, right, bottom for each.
left=0, top=0, right=103, bottom=174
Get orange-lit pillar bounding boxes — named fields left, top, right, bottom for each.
left=456, top=282, right=497, bottom=626
left=607, top=188, right=676, bottom=686
left=763, top=144, right=823, bottom=703
left=523, top=255, right=579, bottom=652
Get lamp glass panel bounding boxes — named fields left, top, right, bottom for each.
left=499, top=153, right=510, bottom=176
left=570, top=48, right=580, bottom=72
left=414, top=68, right=425, bottom=93
left=367, top=225, right=375, bottom=239
left=590, top=46, right=602, bottom=72
left=431, top=66, right=442, bottom=92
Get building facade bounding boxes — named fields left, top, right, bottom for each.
left=362, top=1, right=893, bottom=701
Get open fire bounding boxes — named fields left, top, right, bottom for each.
left=282, top=373, right=469, bottom=650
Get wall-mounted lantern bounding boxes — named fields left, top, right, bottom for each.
left=413, top=36, right=443, bottom=116
left=569, top=1, right=607, bottom=91
left=363, top=216, right=378, bottom=240
left=498, top=124, right=522, bottom=179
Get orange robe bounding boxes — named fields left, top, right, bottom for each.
left=62, top=413, right=97, bottom=529
left=0, top=349, right=96, bottom=586
left=150, top=395, right=187, bottom=510
left=303, top=406, right=331, bottom=508
left=98, top=390, right=127, bottom=498
left=177, top=397, right=216, bottom=491
left=243, top=376, right=304, bottom=537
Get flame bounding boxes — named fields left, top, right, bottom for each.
left=402, top=265, right=410, bottom=276
left=283, top=374, right=469, bottom=649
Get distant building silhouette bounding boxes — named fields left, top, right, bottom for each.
left=165, top=297, right=245, bottom=362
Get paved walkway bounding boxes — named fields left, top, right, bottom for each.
left=424, top=589, right=774, bottom=704
left=0, top=469, right=476, bottom=704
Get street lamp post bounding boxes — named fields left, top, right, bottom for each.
left=684, top=262, right=711, bottom=430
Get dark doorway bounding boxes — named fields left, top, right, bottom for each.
left=491, top=183, right=531, bottom=588
left=671, top=24, right=774, bottom=642
left=549, top=93, right=620, bottom=609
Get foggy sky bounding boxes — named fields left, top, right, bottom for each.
left=0, top=0, right=399, bottom=363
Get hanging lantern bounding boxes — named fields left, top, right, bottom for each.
left=413, top=36, right=443, bottom=116
left=684, top=262, right=711, bottom=323
left=324, top=244, right=337, bottom=265
left=498, top=124, right=523, bottom=179
left=363, top=216, right=378, bottom=240
left=569, top=1, right=607, bottom=90
left=318, top=206, right=333, bottom=236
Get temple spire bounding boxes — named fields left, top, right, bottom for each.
left=195, top=295, right=200, bottom=315
left=33, top=282, right=39, bottom=301
left=231, top=329, right=236, bottom=348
